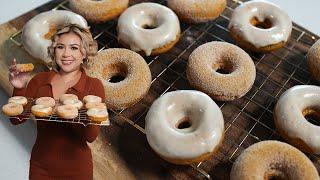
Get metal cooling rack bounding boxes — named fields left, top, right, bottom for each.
left=5, top=98, right=110, bottom=126
left=9, top=0, right=320, bottom=179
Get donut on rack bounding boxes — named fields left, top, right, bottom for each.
left=274, top=85, right=320, bottom=154
left=35, top=97, right=55, bottom=107
left=86, top=108, right=109, bottom=124
left=83, top=95, right=102, bottom=104
left=8, top=96, right=28, bottom=106
left=186, top=41, right=256, bottom=101
left=69, top=0, right=129, bottom=23
left=62, top=99, right=83, bottom=110
left=145, top=90, right=224, bottom=165
left=59, top=94, right=78, bottom=103
left=56, top=104, right=78, bottom=119
left=230, top=141, right=319, bottom=180
left=307, top=39, right=320, bottom=82
left=117, top=2, right=181, bottom=56
left=22, top=10, right=88, bottom=64
left=31, top=104, right=53, bottom=118
left=86, top=48, right=151, bottom=110
left=167, top=0, right=227, bottom=23
left=228, top=0, right=292, bottom=52
left=85, top=102, right=106, bottom=110
left=2, top=103, right=24, bottom=117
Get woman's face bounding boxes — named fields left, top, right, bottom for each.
left=55, top=32, right=85, bottom=73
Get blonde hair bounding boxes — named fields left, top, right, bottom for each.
left=47, top=24, right=97, bottom=71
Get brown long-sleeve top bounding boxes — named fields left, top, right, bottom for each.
left=11, top=70, right=105, bottom=178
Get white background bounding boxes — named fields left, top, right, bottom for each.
left=0, top=0, right=319, bottom=179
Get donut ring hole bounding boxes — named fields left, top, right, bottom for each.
left=303, top=107, right=320, bottom=126
left=250, top=16, right=273, bottom=29
left=212, top=60, right=235, bottom=74
left=103, top=62, right=128, bottom=83
left=264, top=164, right=290, bottom=180
left=137, top=14, right=161, bottom=30
left=175, top=117, right=192, bottom=129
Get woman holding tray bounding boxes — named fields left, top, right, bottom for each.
left=8, top=24, right=104, bottom=180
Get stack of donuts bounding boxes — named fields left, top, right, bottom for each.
left=12, top=0, right=320, bottom=178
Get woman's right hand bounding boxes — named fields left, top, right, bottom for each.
left=9, top=58, right=31, bottom=89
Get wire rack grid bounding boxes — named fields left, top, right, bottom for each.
left=9, top=0, right=320, bottom=179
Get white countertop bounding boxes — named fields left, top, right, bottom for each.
left=0, top=0, right=319, bottom=179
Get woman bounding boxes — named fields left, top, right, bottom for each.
left=9, top=24, right=105, bottom=180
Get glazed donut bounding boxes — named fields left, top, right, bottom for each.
left=2, top=103, right=24, bottom=117
left=69, top=0, right=129, bottom=23
left=228, top=0, right=292, bottom=52
left=62, top=99, right=83, bottom=110
left=85, top=102, right=106, bottom=110
left=307, top=39, right=320, bottom=82
left=145, top=90, right=224, bottom=165
left=8, top=96, right=28, bottom=106
left=86, top=48, right=151, bottom=110
left=83, top=95, right=102, bottom=104
left=274, top=85, right=320, bottom=154
left=35, top=97, right=55, bottom=107
left=167, top=0, right=226, bottom=23
left=186, top=41, right=256, bottom=101
left=117, top=3, right=180, bottom=56
left=230, top=141, right=319, bottom=180
left=16, top=63, right=34, bottom=72
left=59, top=94, right=78, bottom=103
left=56, top=104, right=78, bottom=119
left=87, top=108, right=109, bottom=124
left=22, top=10, right=87, bottom=64
left=31, top=104, right=53, bottom=117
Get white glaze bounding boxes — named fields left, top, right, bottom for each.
left=145, top=90, right=224, bottom=160
left=35, top=97, right=56, bottom=107
left=117, top=3, right=180, bottom=56
left=59, top=94, right=78, bottom=102
left=57, top=104, right=78, bottom=119
left=63, top=99, right=83, bottom=110
left=22, top=10, right=88, bottom=64
left=85, top=102, right=107, bottom=110
left=87, top=108, right=108, bottom=118
left=31, top=104, right=52, bottom=114
left=83, top=95, right=102, bottom=104
left=274, top=85, right=320, bottom=154
left=229, top=0, right=292, bottom=48
left=8, top=96, right=28, bottom=105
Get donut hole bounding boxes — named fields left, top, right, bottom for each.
left=213, top=61, right=234, bottom=74
left=264, top=163, right=292, bottom=180
left=250, top=17, right=273, bottom=29
left=142, top=23, right=158, bottom=30
left=303, top=107, right=320, bottom=126
left=138, top=14, right=161, bottom=30
left=175, top=117, right=192, bottom=129
left=103, top=63, right=128, bottom=83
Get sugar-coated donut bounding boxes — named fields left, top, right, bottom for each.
left=85, top=102, right=106, bottom=110
left=62, top=99, right=83, bottom=110
left=35, top=97, right=55, bottom=107
left=8, top=96, right=28, bottom=106
left=16, top=63, right=34, bottom=72
left=86, top=48, right=151, bottom=110
left=22, top=10, right=88, bottom=64
left=274, top=85, right=320, bottom=154
left=228, top=0, right=292, bottom=52
left=117, top=2, right=181, bottom=56
left=307, top=39, right=320, bottom=82
left=86, top=108, right=109, bottom=124
left=186, top=41, right=256, bottom=101
left=69, top=0, right=129, bottom=23
left=59, top=94, right=78, bottom=103
left=31, top=104, right=53, bottom=118
left=2, top=103, right=24, bottom=117
left=230, top=141, right=319, bottom=180
left=167, top=0, right=226, bottom=23
left=145, top=90, right=224, bottom=165
left=56, top=104, right=78, bottom=119
left=83, top=95, right=102, bottom=104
